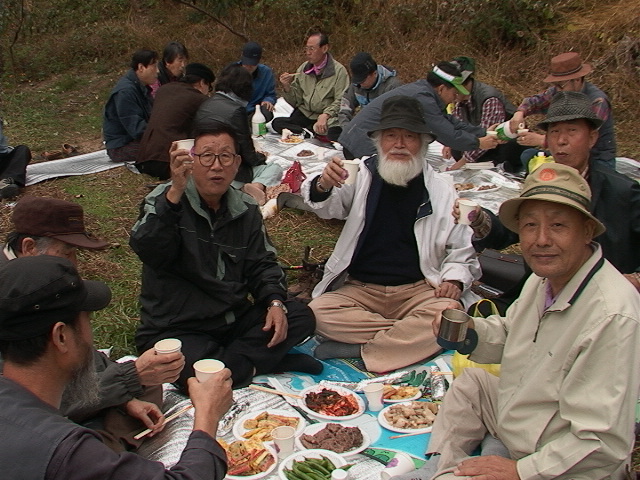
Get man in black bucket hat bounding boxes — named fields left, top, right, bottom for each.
left=403, top=161, right=640, bottom=480
left=463, top=91, right=640, bottom=298
left=303, top=95, right=481, bottom=372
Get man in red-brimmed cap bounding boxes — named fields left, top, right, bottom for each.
left=1, top=196, right=185, bottom=453
left=509, top=52, right=616, bottom=169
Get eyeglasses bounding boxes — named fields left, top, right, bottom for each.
left=192, top=151, right=238, bottom=167
left=303, top=46, right=319, bottom=53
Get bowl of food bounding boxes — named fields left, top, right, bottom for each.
left=219, top=439, right=277, bottom=479
left=382, top=385, right=422, bottom=403
left=378, top=401, right=438, bottom=434
left=295, top=422, right=370, bottom=456
left=232, top=409, right=305, bottom=442
left=278, top=449, right=347, bottom=480
left=298, top=385, right=365, bottom=421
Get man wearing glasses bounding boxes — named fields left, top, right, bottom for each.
left=509, top=52, right=616, bottom=169
left=274, top=31, right=349, bottom=141
left=130, top=127, right=320, bottom=390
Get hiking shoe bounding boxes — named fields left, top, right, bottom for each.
left=0, top=177, right=19, bottom=199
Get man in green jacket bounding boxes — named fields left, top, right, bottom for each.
left=274, top=32, right=349, bottom=141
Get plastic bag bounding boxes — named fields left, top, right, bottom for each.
left=451, top=299, right=501, bottom=378
left=281, top=160, right=306, bottom=193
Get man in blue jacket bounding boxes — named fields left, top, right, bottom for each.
left=238, top=42, right=277, bottom=123
left=103, top=50, right=158, bottom=163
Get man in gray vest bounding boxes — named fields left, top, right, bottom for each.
left=446, top=56, right=524, bottom=172
left=0, top=255, right=232, bottom=479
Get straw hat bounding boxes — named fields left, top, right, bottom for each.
left=498, top=163, right=605, bottom=236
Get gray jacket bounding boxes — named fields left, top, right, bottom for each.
left=338, top=79, right=485, bottom=159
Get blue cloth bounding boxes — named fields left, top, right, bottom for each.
left=265, top=338, right=449, bottom=459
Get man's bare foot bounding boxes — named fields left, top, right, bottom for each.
left=242, top=183, right=267, bottom=205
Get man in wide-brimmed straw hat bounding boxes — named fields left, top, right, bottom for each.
left=397, top=161, right=640, bottom=480
left=303, top=95, right=481, bottom=372
left=509, top=51, right=616, bottom=169
left=463, top=91, right=640, bottom=300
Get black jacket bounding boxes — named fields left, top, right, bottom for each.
left=476, top=162, right=640, bottom=274
left=130, top=182, right=286, bottom=349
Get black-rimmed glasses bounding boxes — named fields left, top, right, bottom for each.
left=192, top=152, right=238, bottom=167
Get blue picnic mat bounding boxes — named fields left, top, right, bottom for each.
left=254, top=337, right=453, bottom=459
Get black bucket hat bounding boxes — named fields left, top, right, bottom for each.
left=367, top=95, right=436, bottom=142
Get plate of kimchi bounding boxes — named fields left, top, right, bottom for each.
left=297, top=385, right=365, bottom=421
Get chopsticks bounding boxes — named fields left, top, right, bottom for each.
left=249, top=384, right=303, bottom=399
left=389, top=431, right=429, bottom=439
left=133, top=404, right=194, bottom=440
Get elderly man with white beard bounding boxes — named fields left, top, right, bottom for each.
left=302, top=95, right=481, bottom=372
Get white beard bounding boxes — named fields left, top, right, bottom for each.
left=377, top=151, right=424, bottom=187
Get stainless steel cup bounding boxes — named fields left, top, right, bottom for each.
left=437, top=308, right=471, bottom=350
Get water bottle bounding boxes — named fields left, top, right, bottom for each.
left=251, top=108, right=267, bottom=137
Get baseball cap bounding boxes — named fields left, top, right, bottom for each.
left=350, top=52, right=377, bottom=85
left=0, top=255, right=112, bottom=341
left=11, top=196, right=109, bottom=250
left=241, top=42, right=262, bottom=66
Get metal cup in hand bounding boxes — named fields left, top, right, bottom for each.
left=437, top=308, right=478, bottom=355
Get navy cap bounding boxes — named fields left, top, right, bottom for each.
left=241, top=42, right=262, bottom=66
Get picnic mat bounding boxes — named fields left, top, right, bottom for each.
left=136, top=339, right=454, bottom=477
left=25, top=150, right=124, bottom=186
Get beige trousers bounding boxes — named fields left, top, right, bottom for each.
left=310, top=278, right=451, bottom=372
left=427, top=368, right=501, bottom=479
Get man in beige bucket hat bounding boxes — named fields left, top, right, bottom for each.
left=509, top=51, right=616, bottom=169
left=395, top=162, right=640, bottom=480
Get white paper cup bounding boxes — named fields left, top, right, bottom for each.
left=363, top=383, right=384, bottom=412
left=517, top=128, right=529, bottom=134
left=342, top=160, right=359, bottom=185
left=486, top=130, right=498, bottom=137
left=175, top=138, right=195, bottom=152
left=380, top=452, right=416, bottom=480
left=154, top=338, right=182, bottom=354
left=271, top=425, right=296, bottom=459
left=458, top=199, right=479, bottom=226
left=193, top=359, right=225, bottom=382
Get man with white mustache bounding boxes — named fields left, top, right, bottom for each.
left=302, top=95, right=481, bottom=372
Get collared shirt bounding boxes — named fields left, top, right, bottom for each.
left=304, top=54, right=328, bottom=75
left=453, top=97, right=506, bottom=163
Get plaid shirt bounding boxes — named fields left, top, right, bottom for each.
left=453, top=97, right=506, bottom=163
left=517, top=86, right=611, bottom=122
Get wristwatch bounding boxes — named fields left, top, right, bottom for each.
left=268, top=300, right=288, bottom=314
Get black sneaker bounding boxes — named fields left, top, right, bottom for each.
left=0, top=177, right=19, bottom=199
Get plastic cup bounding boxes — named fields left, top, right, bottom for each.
left=363, top=383, right=384, bottom=412
left=380, top=452, right=416, bottom=480
left=175, top=139, right=195, bottom=152
left=342, top=160, right=359, bottom=185
left=271, top=425, right=296, bottom=459
left=154, top=338, right=182, bottom=354
left=458, top=199, right=479, bottom=226
left=193, top=359, right=225, bottom=382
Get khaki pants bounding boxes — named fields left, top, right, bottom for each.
left=428, top=368, right=501, bottom=479
left=310, top=278, right=450, bottom=372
